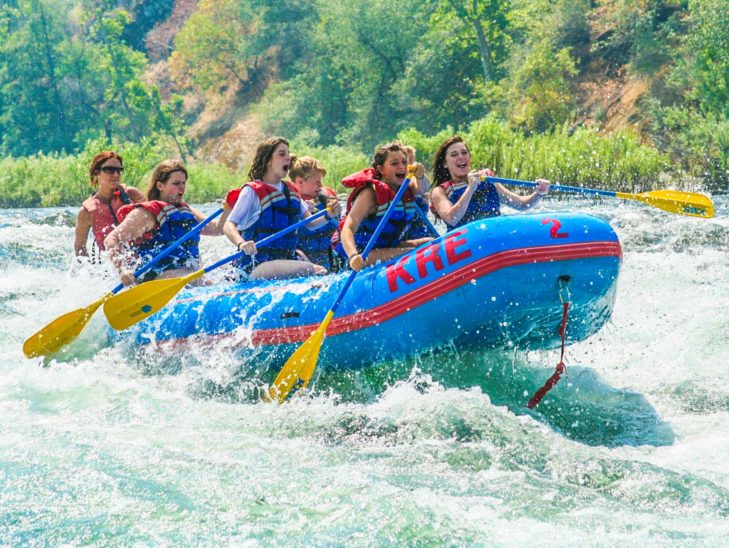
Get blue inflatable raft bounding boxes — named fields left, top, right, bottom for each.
left=121, top=212, right=622, bottom=371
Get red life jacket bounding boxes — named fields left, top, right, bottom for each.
left=81, top=185, right=141, bottom=249
left=116, top=200, right=200, bottom=274
left=224, top=179, right=300, bottom=210
left=336, top=169, right=416, bottom=250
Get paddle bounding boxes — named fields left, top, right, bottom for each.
left=23, top=208, right=224, bottom=358
left=103, top=208, right=331, bottom=331
left=486, top=176, right=715, bottom=218
left=413, top=203, right=439, bottom=237
left=269, top=168, right=417, bottom=403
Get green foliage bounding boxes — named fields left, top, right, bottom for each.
left=0, top=116, right=671, bottom=207
left=507, top=43, right=578, bottom=133
left=169, top=0, right=259, bottom=94
left=0, top=153, right=79, bottom=207
left=0, top=0, right=188, bottom=157
left=651, top=106, right=729, bottom=190
left=684, top=0, right=729, bottom=117
left=1, top=0, right=727, bottom=192
left=465, top=115, right=666, bottom=191
left=0, top=136, right=239, bottom=207
left=184, top=162, right=242, bottom=203
left=0, top=0, right=81, bottom=154
left=288, top=137, right=369, bottom=192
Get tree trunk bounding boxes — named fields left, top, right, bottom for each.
left=471, top=0, right=492, bottom=82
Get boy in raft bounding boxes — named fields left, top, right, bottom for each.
left=289, top=155, right=344, bottom=272
left=104, top=159, right=218, bottom=286
left=400, top=144, right=433, bottom=239
left=222, top=137, right=340, bottom=280
left=74, top=151, right=145, bottom=261
left=333, top=141, right=433, bottom=272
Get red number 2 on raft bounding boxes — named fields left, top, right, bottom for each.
left=542, top=218, right=569, bottom=239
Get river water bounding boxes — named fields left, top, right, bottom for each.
left=1, top=196, right=728, bottom=545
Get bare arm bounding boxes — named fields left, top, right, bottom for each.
left=223, top=218, right=256, bottom=256
left=190, top=206, right=224, bottom=236
left=412, top=162, right=429, bottom=195
left=104, top=208, right=157, bottom=285
left=209, top=207, right=231, bottom=236
left=430, top=178, right=479, bottom=226
left=125, top=186, right=146, bottom=203
left=340, top=188, right=376, bottom=272
left=73, top=207, right=92, bottom=257
left=495, top=179, right=550, bottom=210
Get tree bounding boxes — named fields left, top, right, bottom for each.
left=436, top=0, right=512, bottom=84
left=0, top=0, right=79, bottom=154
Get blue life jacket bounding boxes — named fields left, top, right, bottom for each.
left=299, top=192, right=343, bottom=272
left=334, top=170, right=417, bottom=259
left=235, top=180, right=302, bottom=271
left=122, top=200, right=200, bottom=278
left=402, top=195, right=432, bottom=239
left=440, top=179, right=500, bottom=229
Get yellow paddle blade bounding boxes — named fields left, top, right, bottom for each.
left=616, top=190, right=715, bottom=218
left=23, top=293, right=111, bottom=358
left=103, top=270, right=204, bottom=331
left=268, top=311, right=335, bottom=403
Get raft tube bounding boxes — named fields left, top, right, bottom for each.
left=119, top=212, right=622, bottom=371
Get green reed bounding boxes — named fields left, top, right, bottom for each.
left=1, top=119, right=668, bottom=208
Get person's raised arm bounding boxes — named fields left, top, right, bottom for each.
left=190, top=206, right=225, bottom=236
left=411, top=162, right=429, bottom=195
left=103, top=208, right=157, bottom=286
left=496, top=178, right=550, bottom=210
left=430, top=170, right=483, bottom=226
left=302, top=197, right=341, bottom=230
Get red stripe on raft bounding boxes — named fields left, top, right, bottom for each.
left=249, top=241, right=622, bottom=345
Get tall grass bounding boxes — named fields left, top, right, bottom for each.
left=1, top=117, right=669, bottom=208
left=0, top=138, right=242, bottom=207
left=399, top=115, right=667, bottom=192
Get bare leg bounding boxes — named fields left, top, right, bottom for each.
left=250, top=259, right=327, bottom=280
left=363, top=247, right=416, bottom=266
left=154, top=268, right=212, bottom=286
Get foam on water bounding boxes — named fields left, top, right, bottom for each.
left=1, top=200, right=728, bottom=544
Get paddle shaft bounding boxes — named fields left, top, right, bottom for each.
left=110, top=207, right=223, bottom=293
left=201, top=208, right=329, bottom=274
left=413, top=202, right=439, bottom=237
left=22, top=208, right=224, bottom=357
left=328, top=174, right=415, bottom=315
left=486, top=176, right=618, bottom=197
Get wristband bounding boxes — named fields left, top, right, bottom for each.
left=237, top=242, right=245, bottom=251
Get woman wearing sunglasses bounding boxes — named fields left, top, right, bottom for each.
left=74, top=151, right=145, bottom=259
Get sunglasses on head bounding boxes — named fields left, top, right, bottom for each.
left=100, top=166, right=124, bottom=175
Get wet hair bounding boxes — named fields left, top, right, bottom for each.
left=289, top=155, right=327, bottom=180
left=248, top=137, right=289, bottom=181
left=146, top=159, right=188, bottom=201
left=371, top=141, right=407, bottom=179
left=88, top=151, right=123, bottom=186
left=432, top=136, right=468, bottom=187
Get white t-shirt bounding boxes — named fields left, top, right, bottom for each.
left=228, top=182, right=309, bottom=230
